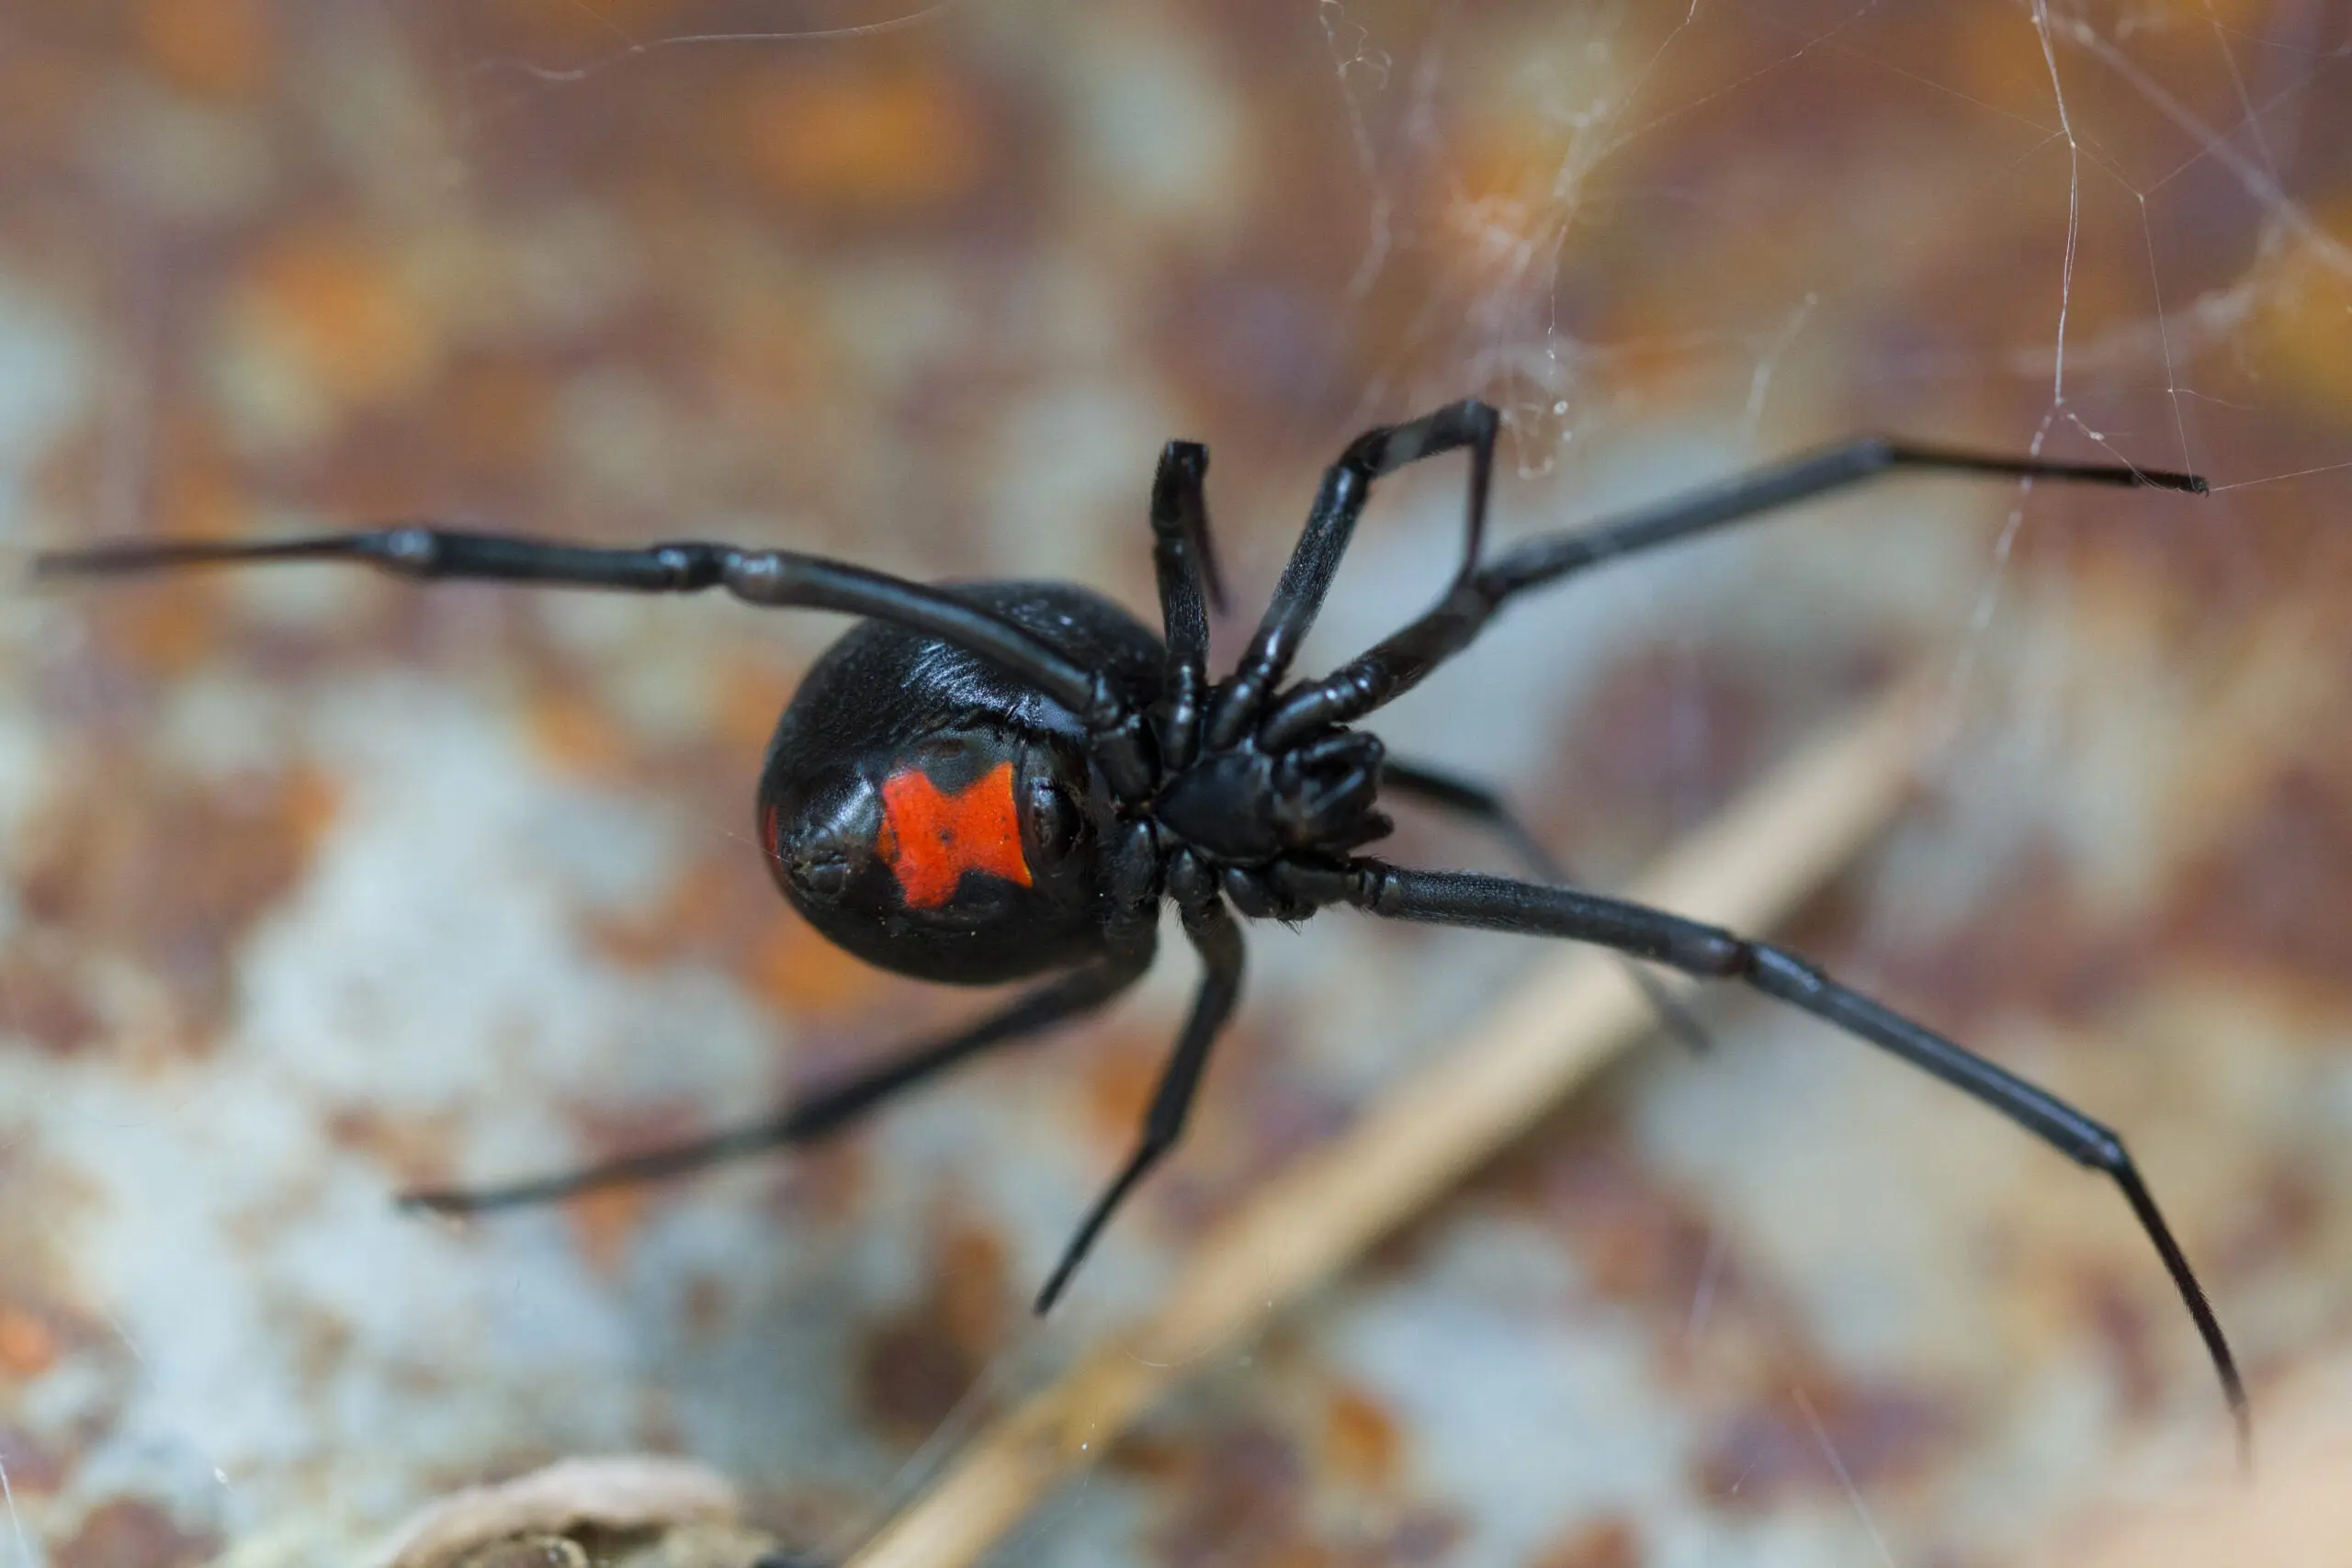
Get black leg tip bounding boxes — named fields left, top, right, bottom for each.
left=2225, top=1382, right=2254, bottom=1479
left=1034, top=1225, right=1103, bottom=1315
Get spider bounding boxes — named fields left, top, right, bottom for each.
left=35, top=398, right=2246, bottom=1453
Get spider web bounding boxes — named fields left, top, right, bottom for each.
left=3, top=2, right=2349, bottom=1566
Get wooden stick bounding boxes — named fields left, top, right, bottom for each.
left=846, top=675, right=1943, bottom=1568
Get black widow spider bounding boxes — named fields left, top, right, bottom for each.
left=35, top=398, right=2247, bottom=1453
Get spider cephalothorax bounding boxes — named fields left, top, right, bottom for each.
left=34, top=397, right=2249, bottom=1456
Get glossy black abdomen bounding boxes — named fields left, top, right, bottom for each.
left=756, top=582, right=1163, bottom=985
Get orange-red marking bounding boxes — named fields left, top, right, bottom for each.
left=876, top=761, right=1032, bottom=908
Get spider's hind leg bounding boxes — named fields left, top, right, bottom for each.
left=1346, top=859, right=2250, bottom=1461
left=399, top=951, right=1153, bottom=1216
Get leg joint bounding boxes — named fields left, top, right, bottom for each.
left=1670, top=926, right=1751, bottom=977
left=379, top=526, right=441, bottom=574
left=652, top=542, right=730, bottom=589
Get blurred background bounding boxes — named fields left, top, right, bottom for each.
left=3, top=1, right=2350, bottom=1563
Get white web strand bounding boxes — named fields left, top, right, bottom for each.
left=1792, top=1384, right=1898, bottom=1568
left=1317, top=0, right=1396, bottom=301
left=2073, top=18, right=2352, bottom=282
left=2211, top=458, right=2352, bottom=494
left=2137, top=188, right=2195, bottom=473
left=458, top=5, right=957, bottom=121
left=1736, top=293, right=1819, bottom=452
left=1950, top=0, right=2082, bottom=713
left=0, top=1455, right=31, bottom=1568
left=2030, top=0, right=2082, bottom=412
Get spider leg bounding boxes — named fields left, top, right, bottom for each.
left=31, top=528, right=1118, bottom=730
left=1035, top=897, right=1245, bottom=1314
left=1205, top=399, right=1498, bottom=747
left=1150, top=441, right=1220, bottom=769
left=1380, top=756, right=1713, bottom=1055
left=399, top=948, right=1153, bottom=1216
left=1260, top=436, right=2207, bottom=748
left=1344, top=861, right=2250, bottom=1460
left=1152, top=439, right=1227, bottom=621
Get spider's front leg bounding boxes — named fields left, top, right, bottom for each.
left=31, top=526, right=1111, bottom=719
left=1150, top=440, right=1219, bottom=771
left=1262, top=435, right=2208, bottom=749
left=1204, top=399, right=1499, bottom=747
